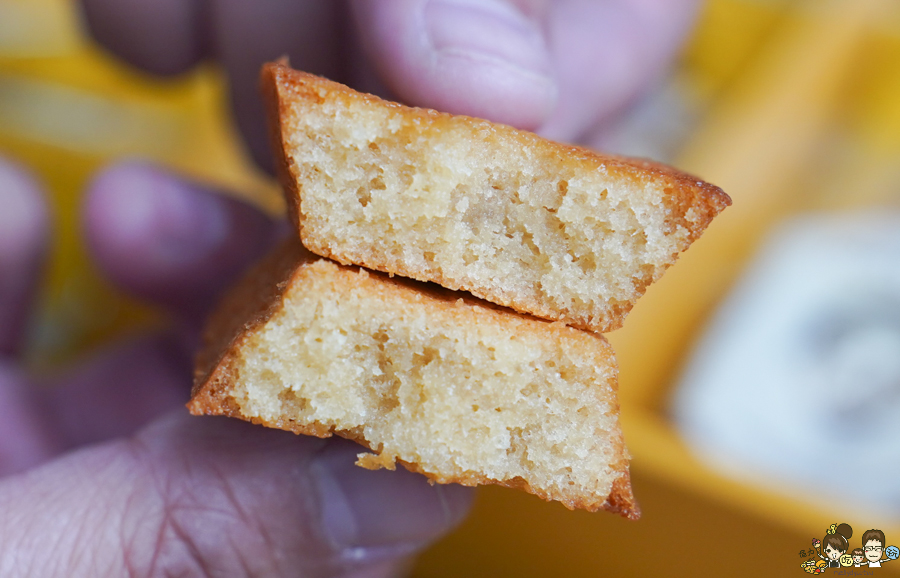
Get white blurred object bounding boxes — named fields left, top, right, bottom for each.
left=674, top=212, right=900, bottom=513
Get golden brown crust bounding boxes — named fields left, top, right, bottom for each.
left=261, top=62, right=730, bottom=333
left=189, top=240, right=637, bottom=518
left=220, top=405, right=636, bottom=515
left=188, top=242, right=313, bottom=417
left=261, top=58, right=304, bottom=236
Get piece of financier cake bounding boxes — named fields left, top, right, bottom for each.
left=188, top=240, right=637, bottom=516
left=263, top=62, right=730, bottom=333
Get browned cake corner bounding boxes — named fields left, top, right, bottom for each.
left=262, top=61, right=730, bottom=334
left=189, top=239, right=638, bottom=518
left=188, top=241, right=312, bottom=419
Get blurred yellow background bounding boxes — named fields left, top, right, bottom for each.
left=2, top=0, right=899, bottom=576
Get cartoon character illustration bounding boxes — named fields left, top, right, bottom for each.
left=814, top=523, right=853, bottom=569
left=801, top=559, right=823, bottom=574
left=852, top=548, right=866, bottom=567
left=861, top=529, right=898, bottom=567
left=800, top=559, right=828, bottom=574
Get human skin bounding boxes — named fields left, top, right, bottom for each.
left=0, top=1, right=701, bottom=575
left=79, top=0, right=702, bottom=170
left=0, top=159, right=473, bottom=577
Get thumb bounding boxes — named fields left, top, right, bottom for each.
left=0, top=411, right=473, bottom=577
left=351, top=0, right=701, bottom=145
left=539, top=0, right=701, bottom=144
left=351, top=0, right=557, bottom=131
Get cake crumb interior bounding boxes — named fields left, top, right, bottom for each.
left=231, top=261, right=625, bottom=505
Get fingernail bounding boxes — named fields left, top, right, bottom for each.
left=310, top=442, right=473, bottom=553
left=424, top=0, right=552, bottom=80
left=95, top=163, right=228, bottom=268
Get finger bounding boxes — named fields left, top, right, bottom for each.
left=78, top=0, right=349, bottom=171
left=83, top=162, right=279, bottom=322
left=210, top=0, right=346, bottom=171
left=539, top=0, right=702, bottom=144
left=350, top=0, right=557, bottom=131
left=78, top=0, right=205, bottom=76
left=0, top=362, right=58, bottom=476
left=36, top=332, right=192, bottom=452
left=1, top=330, right=192, bottom=472
left=0, top=411, right=474, bottom=577
left=0, top=159, right=48, bottom=358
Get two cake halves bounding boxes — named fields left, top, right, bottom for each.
left=188, top=62, right=730, bottom=516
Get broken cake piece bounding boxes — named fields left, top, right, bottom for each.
left=188, top=240, right=637, bottom=517
left=263, top=62, right=730, bottom=333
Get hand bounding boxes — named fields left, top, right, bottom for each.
left=79, top=0, right=702, bottom=170
left=0, top=159, right=472, bottom=577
